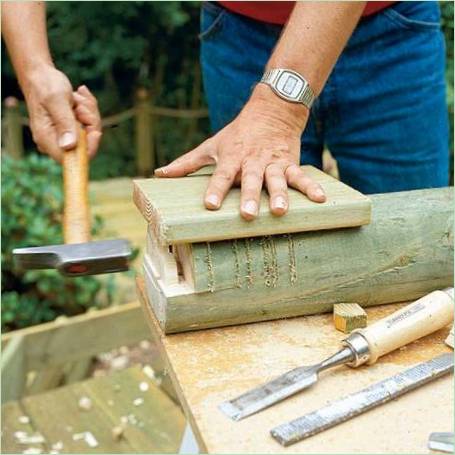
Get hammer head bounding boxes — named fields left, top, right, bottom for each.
left=13, top=239, right=131, bottom=277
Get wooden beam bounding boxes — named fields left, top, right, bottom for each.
left=133, top=166, right=371, bottom=245
left=141, top=188, right=453, bottom=333
left=333, top=303, right=367, bottom=333
left=1, top=302, right=149, bottom=372
left=1, top=335, right=26, bottom=403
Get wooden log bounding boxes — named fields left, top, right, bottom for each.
left=141, top=188, right=453, bottom=333
left=133, top=165, right=372, bottom=245
left=333, top=303, right=367, bottom=333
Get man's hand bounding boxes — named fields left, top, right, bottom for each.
left=155, top=2, right=364, bottom=220
left=155, top=85, right=325, bottom=220
left=22, top=64, right=102, bottom=162
left=2, top=2, right=102, bottom=161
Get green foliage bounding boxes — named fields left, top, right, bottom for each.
left=1, top=154, right=113, bottom=332
left=45, top=1, right=208, bottom=178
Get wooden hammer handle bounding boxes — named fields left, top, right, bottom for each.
left=62, top=127, right=91, bottom=244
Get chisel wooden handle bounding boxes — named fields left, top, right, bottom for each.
left=62, top=126, right=91, bottom=244
left=356, top=288, right=454, bottom=364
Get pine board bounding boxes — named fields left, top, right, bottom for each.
left=137, top=277, right=454, bottom=454
left=133, top=166, right=371, bottom=245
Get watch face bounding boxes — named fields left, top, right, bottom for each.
left=276, top=71, right=305, bottom=100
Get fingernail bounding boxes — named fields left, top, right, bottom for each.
left=273, top=196, right=287, bottom=210
left=58, top=131, right=76, bottom=149
left=155, top=167, right=167, bottom=176
left=315, top=188, right=325, bottom=198
left=206, top=194, right=220, bottom=209
left=243, top=200, right=258, bottom=216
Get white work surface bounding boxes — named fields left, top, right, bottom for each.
left=138, top=279, right=453, bottom=454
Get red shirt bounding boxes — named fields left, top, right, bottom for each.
left=218, top=2, right=396, bottom=25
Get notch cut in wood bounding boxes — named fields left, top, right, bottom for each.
left=333, top=303, right=367, bottom=333
left=139, top=187, right=453, bottom=333
left=445, top=325, right=454, bottom=349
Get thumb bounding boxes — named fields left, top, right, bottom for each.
left=45, top=93, right=78, bottom=150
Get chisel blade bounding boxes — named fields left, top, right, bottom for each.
left=428, top=432, right=454, bottom=453
left=271, top=353, right=453, bottom=447
left=219, top=366, right=318, bottom=421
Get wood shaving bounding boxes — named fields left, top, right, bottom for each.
left=142, top=365, right=156, bottom=380
left=22, top=448, right=42, bottom=454
left=112, top=425, right=125, bottom=441
left=72, top=431, right=98, bottom=448
left=15, top=433, right=45, bottom=444
left=51, top=442, right=63, bottom=451
left=18, top=416, right=30, bottom=424
left=139, top=381, right=149, bottom=392
left=78, top=396, right=92, bottom=411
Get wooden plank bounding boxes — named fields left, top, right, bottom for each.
left=1, top=400, right=46, bottom=454
left=26, top=366, right=66, bottom=396
left=80, top=366, right=185, bottom=453
left=142, top=188, right=453, bottom=333
left=133, top=165, right=371, bottom=246
left=19, top=366, right=185, bottom=454
left=333, top=303, right=367, bottom=333
left=1, top=302, right=149, bottom=372
left=137, top=278, right=454, bottom=454
left=1, top=335, right=26, bottom=403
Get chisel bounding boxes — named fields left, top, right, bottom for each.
left=270, top=353, right=453, bottom=446
left=428, top=432, right=454, bottom=453
left=219, top=288, right=454, bottom=421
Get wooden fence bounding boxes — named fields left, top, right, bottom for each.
left=1, top=88, right=209, bottom=175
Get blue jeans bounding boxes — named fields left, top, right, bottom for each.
left=200, top=1, right=449, bottom=194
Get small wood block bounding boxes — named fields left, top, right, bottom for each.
left=133, top=165, right=371, bottom=245
left=333, top=303, right=367, bottom=333
left=445, top=325, right=454, bottom=349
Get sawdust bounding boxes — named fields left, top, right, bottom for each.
left=286, top=234, right=297, bottom=285
left=204, top=242, right=215, bottom=292
left=243, top=238, right=254, bottom=287
left=231, top=239, right=242, bottom=288
left=261, top=236, right=278, bottom=287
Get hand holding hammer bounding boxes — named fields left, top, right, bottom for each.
left=13, top=126, right=131, bottom=276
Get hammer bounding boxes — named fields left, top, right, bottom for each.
left=13, top=127, right=131, bottom=276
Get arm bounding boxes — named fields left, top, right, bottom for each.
left=2, top=1, right=101, bottom=161
left=156, top=2, right=365, bottom=220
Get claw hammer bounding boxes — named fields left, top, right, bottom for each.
left=13, top=126, right=131, bottom=276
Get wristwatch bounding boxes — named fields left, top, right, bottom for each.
left=260, top=68, right=315, bottom=109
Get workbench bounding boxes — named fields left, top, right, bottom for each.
left=137, top=279, right=453, bottom=454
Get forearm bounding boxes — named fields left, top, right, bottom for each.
left=251, top=2, right=366, bottom=130
left=1, top=1, right=54, bottom=89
